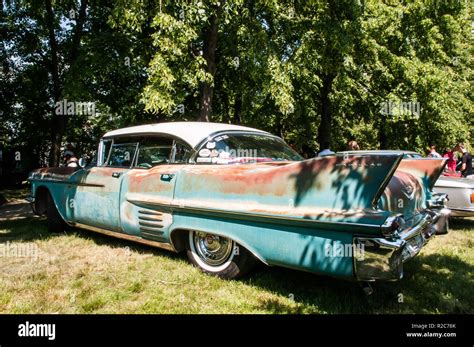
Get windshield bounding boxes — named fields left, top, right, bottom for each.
left=195, top=132, right=303, bottom=164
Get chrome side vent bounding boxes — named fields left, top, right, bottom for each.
left=138, top=210, right=164, bottom=236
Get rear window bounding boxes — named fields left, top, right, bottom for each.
left=195, top=132, right=303, bottom=164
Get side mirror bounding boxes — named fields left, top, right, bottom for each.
left=78, top=158, right=86, bottom=168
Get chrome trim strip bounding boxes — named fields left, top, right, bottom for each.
left=139, top=221, right=164, bottom=229
left=28, top=179, right=104, bottom=188
left=448, top=207, right=474, bottom=212
left=126, top=198, right=381, bottom=230
left=139, top=226, right=165, bottom=233
left=138, top=210, right=163, bottom=216
left=433, top=184, right=473, bottom=189
left=138, top=216, right=164, bottom=222
left=73, top=222, right=175, bottom=252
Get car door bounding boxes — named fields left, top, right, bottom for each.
left=68, top=140, right=139, bottom=232
left=119, top=137, right=192, bottom=242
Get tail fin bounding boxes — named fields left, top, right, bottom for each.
left=397, top=158, right=447, bottom=190
left=174, top=153, right=404, bottom=218
left=282, top=153, right=404, bottom=211
left=379, top=158, right=447, bottom=218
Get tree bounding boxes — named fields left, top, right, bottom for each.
left=2, top=0, right=152, bottom=166
left=1, top=0, right=472, bottom=169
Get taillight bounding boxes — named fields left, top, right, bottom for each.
left=470, top=192, right=474, bottom=204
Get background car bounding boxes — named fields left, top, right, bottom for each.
left=433, top=175, right=474, bottom=217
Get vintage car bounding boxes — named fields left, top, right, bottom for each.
left=28, top=123, right=449, bottom=282
left=433, top=175, right=474, bottom=217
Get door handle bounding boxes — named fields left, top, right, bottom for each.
left=160, top=174, right=175, bottom=182
left=112, top=172, right=123, bottom=178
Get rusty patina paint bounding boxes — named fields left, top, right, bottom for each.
left=126, top=165, right=185, bottom=194
left=173, top=154, right=401, bottom=227
left=397, top=159, right=446, bottom=189
left=380, top=158, right=446, bottom=220
left=380, top=171, right=425, bottom=218
left=29, top=167, right=79, bottom=180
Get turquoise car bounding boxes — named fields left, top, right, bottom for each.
left=28, top=122, right=449, bottom=281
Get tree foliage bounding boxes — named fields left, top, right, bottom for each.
left=1, top=0, right=472, bottom=166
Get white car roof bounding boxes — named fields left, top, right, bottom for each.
left=102, top=122, right=270, bottom=148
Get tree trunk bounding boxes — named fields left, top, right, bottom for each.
left=198, top=9, right=220, bottom=122
left=46, top=0, right=88, bottom=166
left=45, top=0, right=63, bottom=167
left=233, top=93, right=242, bottom=124
left=379, top=120, right=388, bottom=149
left=69, top=0, right=88, bottom=63
left=317, top=73, right=335, bottom=150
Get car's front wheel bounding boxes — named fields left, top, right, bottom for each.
left=46, top=193, right=66, bottom=233
left=186, top=231, right=255, bottom=279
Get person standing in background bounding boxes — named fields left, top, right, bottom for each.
left=455, top=143, right=473, bottom=178
left=442, top=147, right=457, bottom=172
left=317, top=141, right=335, bottom=157
left=426, top=145, right=442, bottom=158
left=347, top=140, right=360, bottom=151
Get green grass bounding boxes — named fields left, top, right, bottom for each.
left=0, top=216, right=472, bottom=314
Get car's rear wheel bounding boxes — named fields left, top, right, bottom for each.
left=186, top=231, right=255, bottom=279
left=46, top=193, right=66, bottom=233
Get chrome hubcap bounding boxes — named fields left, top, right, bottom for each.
left=193, top=232, right=233, bottom=266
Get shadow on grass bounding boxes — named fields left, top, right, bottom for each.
left=69, top=227, right=182, bottom=261
left=244, top=256, right=473, bottom=314
left=0, top=217, right=182, bottom=262
left=450, top=217, right=474, bottom=229
left=243, top=219, right=474, bottom=314
left=1, top=217, right=472, bottom=314
left=0, top=217, right=54, bottom=243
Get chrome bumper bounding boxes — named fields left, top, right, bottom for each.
left=353, top=209, right=449, bottom=281
left=448, top=207, right=474, bottom=218
left=26, top=195, right=38, bottom=215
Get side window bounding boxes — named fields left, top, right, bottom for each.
left=98, top=139, right=112, bottom=166
left=107, top=142, right=138, bottom=167
left=136, top=138, right=173, bottom=168
left=172, top=140, right=192, bottom=164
